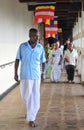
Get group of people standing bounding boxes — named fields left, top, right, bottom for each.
left=44, top=38, right=78, bottom=84
left=14, top=28, right=78, bottom=128
left=44, top=39, right=63, bottom=82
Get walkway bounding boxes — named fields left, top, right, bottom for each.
left=0, top=70, right=84, bottom=130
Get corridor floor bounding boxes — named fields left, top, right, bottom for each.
left=0, top=70, right=84, bottom=130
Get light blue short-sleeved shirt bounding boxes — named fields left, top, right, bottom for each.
left=16, top=41, right=46, bottom=80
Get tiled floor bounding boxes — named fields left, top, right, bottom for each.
left=0, top=70, right=84, bottom=130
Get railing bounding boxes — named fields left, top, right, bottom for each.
left=0, top=61, right=15, bottom=69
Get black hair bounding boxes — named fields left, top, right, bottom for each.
left=29, top=28, right=38, bottom=36
left=44, top=38, right=49, bottom=43
left=66, top=38, right=70, bottom=41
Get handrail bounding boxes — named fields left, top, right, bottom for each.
left=0, top=61, right=15, bottom=69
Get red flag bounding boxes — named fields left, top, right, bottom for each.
left=45, top=18, right=58, bottom=38
left=34, top=4, right=55, bottom=25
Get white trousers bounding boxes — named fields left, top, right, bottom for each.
left=20, top=79, right=41, bottom=121
left=51, top=64, right=61, bottom=82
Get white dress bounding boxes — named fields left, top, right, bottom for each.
left=51, top=48, right=62, bottom=82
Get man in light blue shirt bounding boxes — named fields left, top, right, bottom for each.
left=14, top=28, right=46, bottom=127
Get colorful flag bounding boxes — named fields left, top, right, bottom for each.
left=45, top=18, right=58, bottom=38
left=34, top=4, right=55, bottom=25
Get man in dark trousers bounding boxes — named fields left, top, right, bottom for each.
left=64, top=42, right=78, bottom=83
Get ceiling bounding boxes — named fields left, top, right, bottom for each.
left=19, top=0, right=83, bottom=40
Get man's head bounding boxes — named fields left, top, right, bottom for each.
left=68, top=42, right=73, bottom=51
left=54, top=40, right=60, bottom=50
left=29, top=28, right=39, bottom=43
left=66, top=38, right=70, bottom=44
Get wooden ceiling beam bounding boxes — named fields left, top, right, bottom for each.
left=58, top=20, right=76, bottom=23
left=19, top=0, right=82, bottom=38
left=28, top=3, right=81, bottom=11
left=55, top=13, right=78, bottom=17
left=58, top=21, right=75, bottom=27
left=58, top=22, right=74, bottom=26
left=58, top=16, right=77, bottom=20
left=19, top=0, right=82, bottom=3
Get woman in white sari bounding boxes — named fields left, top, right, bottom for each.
left=51, top=40, right=62, bottom=82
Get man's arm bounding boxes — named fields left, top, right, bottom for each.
left=14, top=59, right=19, bottom=82
left=42, top=62, right=46, bottom=72
left=41, top=62, right=46, bottom=81
left=64, top=50, right=70, bottom=63
left=59, top=55, right=62, bottom=65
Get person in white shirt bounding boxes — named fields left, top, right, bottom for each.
left=64, top=42, right=78, bottom=83
left=51, top=40, right=62, bottom=82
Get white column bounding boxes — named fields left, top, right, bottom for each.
left=81, top=11, right=84, bottom=48
left=81, top=55, right=84, bottom=82
left=78, top=54, right=82, bottom=75
left=80, top=8, right=84, bottom=82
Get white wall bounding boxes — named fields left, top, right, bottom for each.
left=0, top=0, right=34, bottom=95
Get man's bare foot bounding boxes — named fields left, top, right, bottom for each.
left=29, top=121, right=37, bottom=127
